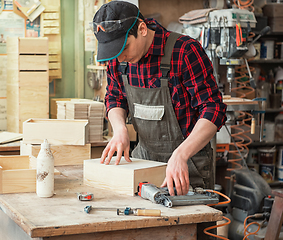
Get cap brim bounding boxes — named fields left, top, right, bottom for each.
left=97, top=33, right=127, bottom=62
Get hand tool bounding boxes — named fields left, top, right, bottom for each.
left=77, top=192, right=94, bottom=201
left=138, top=182, right=219, bottom=208
left=84, top=205, right=161, bottom=216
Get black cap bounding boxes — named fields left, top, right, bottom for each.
left=93, top=1, right=139, bottom=62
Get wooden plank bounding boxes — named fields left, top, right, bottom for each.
left=2, top=169, right=36, bottom=194
left=0, top=132, right=23, bottom=144
left=19, top=72, right=49, bottom=86
left=84, top=157, right=167, bottom=196
left=19, top=37, right=48, bottom=54
left=6, top=37, right=19, bottom=55
left=19, top=56, right=49, bottom=71
left=264, top=191, right=283, bottom=240
left=21, top=143, right=91, bottom=167
left=23, top=119, right=89, bottom=145
left=39, top=224, right=197, bottom=240
left=0, top=155, right=30, bottom=169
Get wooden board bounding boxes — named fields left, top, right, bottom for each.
left=0, top=155, right=36, bottom=194
left=0, top=132, right=23, bottom=144
left=84, top=157, right=167, bottom=196
left=21, top=142, right=91, bottom=167
left=23, top=118, right=89, bottom=145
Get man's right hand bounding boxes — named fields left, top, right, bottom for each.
left=100, top=125, right=131, bottom=165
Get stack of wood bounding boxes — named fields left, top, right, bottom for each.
left=60, top=100, right=105, bottom=143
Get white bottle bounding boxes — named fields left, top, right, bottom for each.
left=36, top=139, right=54, bottom=197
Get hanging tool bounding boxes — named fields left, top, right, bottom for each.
left=77, top=192, right=94, bottom=201
left=137, top=182, right=219, bottom=208
left=244, top=58, right=256, bottom=89
left=84, top=206, right=161, bottom=216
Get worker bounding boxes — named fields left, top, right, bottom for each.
left=92, top=1, right=227, bottom=196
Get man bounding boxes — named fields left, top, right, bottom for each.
left=92, top=1, right=226, bottom=196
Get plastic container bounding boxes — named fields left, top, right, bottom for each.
left=258, top=147, right=276, bottom=183
left=260, top=164, right=275, bottom=182
left=36, top=139, right=54, bottom=198
left=257, top=78, right=271, bottom=108
left=264, top=122, right=275, bottom=142
left=258, top=147, right=276, bottom=164
left=275, top=113, right=283, bottom=141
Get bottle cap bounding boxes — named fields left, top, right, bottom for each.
left=41, top=139, right=50, bottom=148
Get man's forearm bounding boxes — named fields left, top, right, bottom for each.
left=173, top=118, right=217, bottom=161
left=108, top=107, right=128, bottom=134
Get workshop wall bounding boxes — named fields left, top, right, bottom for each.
left=139, top=0, right=203, bottom=28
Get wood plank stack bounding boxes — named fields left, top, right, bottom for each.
left=57, top=99, right=105, bottom=143
left=6, top=37, right=49, bottom=133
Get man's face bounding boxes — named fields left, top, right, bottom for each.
left=117, top=24, right=148, bottom=63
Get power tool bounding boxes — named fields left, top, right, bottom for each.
left=137, top=182, right=219, bottom=208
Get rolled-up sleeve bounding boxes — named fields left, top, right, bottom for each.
left=104, top=61, right=129, bottom=117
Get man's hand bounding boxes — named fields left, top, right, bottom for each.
left=100, top=125, right=131, bottom=165
left=160, top=152, right=190, bottom=196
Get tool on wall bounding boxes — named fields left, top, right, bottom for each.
left=84, top=205, right=161, bottom=216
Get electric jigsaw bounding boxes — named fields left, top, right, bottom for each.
left=137, top=182, right=219, bottom=208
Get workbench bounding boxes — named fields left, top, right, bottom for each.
left=0, top=165, right=223, bottom=240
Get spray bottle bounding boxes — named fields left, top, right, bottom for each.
left=36, top=139, right=54, bottom=197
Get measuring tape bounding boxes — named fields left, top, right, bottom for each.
left=77, top=192, right=94, bottom=201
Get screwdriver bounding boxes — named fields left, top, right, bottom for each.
left=84, top=206, right=161, bottom=217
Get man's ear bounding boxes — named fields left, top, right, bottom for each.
left=138, top=21, right=148, bottom=37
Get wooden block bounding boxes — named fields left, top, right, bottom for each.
left=19, top=55, right=49, bottom=71
left=84, top=157, right=167, bottom=196
left=23, top=118, right=89, bottom=145
left=21, top=142, right=91, bottom=167
left=19, top=37, right=48, bottom=54
left=0, top=155, right=36, bottom=194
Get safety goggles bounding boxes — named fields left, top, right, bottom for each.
left=91, top=16, right=139, bottom=34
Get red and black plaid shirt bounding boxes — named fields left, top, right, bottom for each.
left=105, top=19, right=226, bottom=138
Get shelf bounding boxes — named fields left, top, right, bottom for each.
left=249, top=141, right=283, bottom=147
left=249, top=59, right=283, bottom=64
left=265, top=108, right=283, bottom=113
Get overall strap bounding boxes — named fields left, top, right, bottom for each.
left=120, top=61, right=129, bottom=86
left=160, top=32, right=182, bottom=87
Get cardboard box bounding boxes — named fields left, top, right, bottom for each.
left=84, top=157, right=167, bottom=196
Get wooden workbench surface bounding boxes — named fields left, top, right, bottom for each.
left=0, top=165, right=222, bottom=239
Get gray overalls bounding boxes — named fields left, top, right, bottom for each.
left=121, top=32, right=214, bottom=190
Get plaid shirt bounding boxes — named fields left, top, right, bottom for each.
left=105, top=19, right=226, bottom=138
